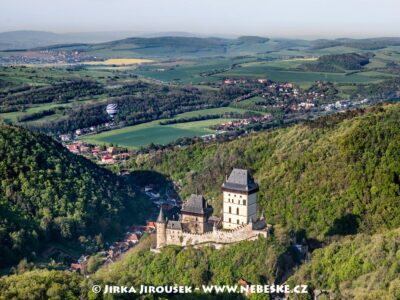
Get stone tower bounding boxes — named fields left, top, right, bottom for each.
left=222, top=169, right=259, bottom=229
left=156, top=207, right=166, bottom=248
left=181, top=194, right=213, bottom=234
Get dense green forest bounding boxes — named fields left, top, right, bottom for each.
left=0, top=125, right=152, bottom=267
left=289, top=228, right=400, bottom=299
left=302, top=53, right=370, bottom=72
left=131, top=104, right=400, bottom=239
left=0, top=269, right=82, bottom=300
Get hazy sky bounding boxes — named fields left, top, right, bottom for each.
left=1, top=0, right=400, bottom=38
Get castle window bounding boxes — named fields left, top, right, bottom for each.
left=229, top=218, right=231, bottom=223
left=229, top=206, right=231, bottom=213
left=236, top=207, right=239, bottom=215
left=237, top=219, right=239, bottom=224
left=243, top=200, right=247, bottom=205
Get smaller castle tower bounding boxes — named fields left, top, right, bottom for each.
left=156, top=207, right=166, bottom=249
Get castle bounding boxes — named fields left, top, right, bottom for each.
left=155, top=168, right=270, bottom=249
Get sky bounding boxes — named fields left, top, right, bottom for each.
left=1, top=0, right=400, bottom=38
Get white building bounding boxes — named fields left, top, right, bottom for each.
left=222, top=169, right=259, bottom=229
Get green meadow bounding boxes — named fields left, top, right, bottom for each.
left=81, top=118, right=234, bottom=149
left=80, top=107, right=252, bottom=148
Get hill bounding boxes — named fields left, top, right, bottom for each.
left=0, top=31, right=73, bottom=50
left=0, top=125, right=151, bottom=267
left=288, top=228, right=400, bottom=299
left=0, top=30, right=140, bottom=50
left=132, top=104, right=400, bottom=240
left=37, top=36, right=274, bottom=58
left=302, top=53, right=371, bottom=72
left=310, top=37, right=400, bottom=50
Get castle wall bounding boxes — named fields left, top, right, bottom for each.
left=162, top=223, right=268, bottom=248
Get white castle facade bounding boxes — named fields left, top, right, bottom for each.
left=155, top=169, right=270, bottom=249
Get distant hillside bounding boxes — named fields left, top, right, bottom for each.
left=0, top=125, right=151, bottom=267
left=133, top=104, right=400, bottom=239
left=0, top=30, right=142, bottom=50
left=289, top=228, right=400, bottom=299
left=0, top=31, right=71, bottom=50
left=311, top=37, right=400, bottom=50
left=4, top=34, right=400, bottom=59
left=302, top=53, right=371, bottom=72
left=38, top=36, right=273, bottom=58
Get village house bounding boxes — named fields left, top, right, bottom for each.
left=101, top=155, right=115, bottom=164
left=59, top=133, right=72, bottom=142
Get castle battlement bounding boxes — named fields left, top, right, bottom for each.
left=155, top=168, right=270, bottom=249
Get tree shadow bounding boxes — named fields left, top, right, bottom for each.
left=127, top=170, right=175, bottom=190
left=126, top=170, right=182, bottom=221
left=327, top=213, right=360, bottom=236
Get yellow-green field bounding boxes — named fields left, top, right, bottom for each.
left=83, top=58, right=155, bottom=66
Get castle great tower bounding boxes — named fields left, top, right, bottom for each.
left=222, top=169, right=259, bottom=229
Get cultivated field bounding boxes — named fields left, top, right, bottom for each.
left=83, top=58, right=155, bottom=66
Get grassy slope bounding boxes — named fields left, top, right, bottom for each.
left=133, top=104, right=400, bottom=239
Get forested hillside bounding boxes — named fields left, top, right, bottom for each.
left=0, top=269, right=82, bottom=299
left=289, top=228, right=400, bottom=299
left=0, top=125, right=151, bottom=267
left=302, top=53, right=370, bottom=72
left=132, top=104, right=400, bottom=239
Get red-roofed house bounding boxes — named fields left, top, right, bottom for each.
left=101, top=156, right=115, bottom=164
left=127, top=233, right=139, bottom=244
